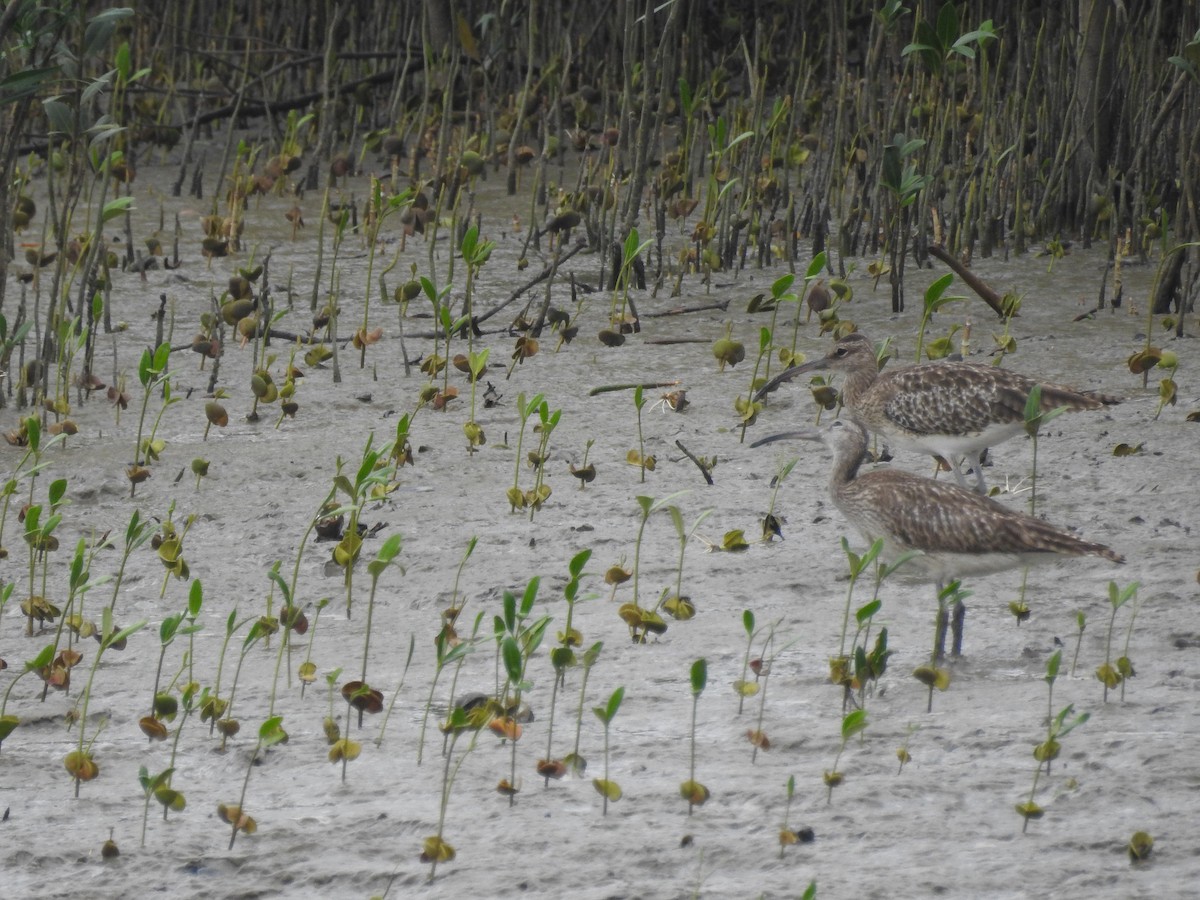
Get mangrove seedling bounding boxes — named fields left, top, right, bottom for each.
left=222, top=714, right=288, bottom=850
left=417, top=628, right=473, bottom=765
left=374, top=634, right=416, bottom=748
left=896, top=723, right=919, bottom=774
left=630, top=385, right=654, bottom=481
left=129, top=342, right=173, bottom=496
left=734, top=610, right=762, bottom=714
left=913, top=274, right=966, bottom=363
left=565, top=641, right=604, bottom=775
left=591, top=685, right=625, bottom=816
left=70, top=609, right=147, bottom=796
left=422, top=703, right=486, bottom=881
left=1017, top=673, right=1088, bottom=831
left=914, top=582, right=969, bottom=712
left=539, top=549, right=593, bottom=783
left=297, top=597, right=332, bottom=696
left=0, top=643, right=54, bottom=751
left=735, top=326, right=771, bottom=442
left=494, top=580, right=551, bottom=804
left=463, top=348, right=490, bottom=451
left=1069, top=610, right=1086, bottom=676
left=1022, top=384, right=1068, bottom=518
left=761, top=457, right=799, bottom=541
left=746, top=622, right=799, bottom=763
left=108, top=510, right=154, bottom=611
left=658, top=504, right=713, bottom=623
left=680, top=658, right=709, bottom=815
left=620, top=492, right=687, bottom=642
left=507, top=392, right=544, bottom=511
left=778, top=776, right=816, bottom=858
left=824, top=708, right=867, bottom=805
left=1096, top=580, right=1140, bottom=702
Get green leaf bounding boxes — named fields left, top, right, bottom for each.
left=841, top=708, right=868, bottom=741
left=188, top=580, right=203, bottom=618
left=742, top=609, right=756, bottom=637
left=690, top=658, right=708, bottom=696
left=502, top=636, right=523, bottom=685
left=605, top=685, right=625, bottom=721
left=101, top=196, right=135, bottom=224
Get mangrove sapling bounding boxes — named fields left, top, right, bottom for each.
left=23, top=505, right=63, bottom=644
left=459, top=223, right=495, bottom=337
left=69, top=609, right=147, bottom=796
left=222, top=714, right=288, bottom=850
left=264, top=564, right=314, bottom=715
left=0, top=643, right=54, bottom=751
left=438, top=610, right=486, bottom=760
left=201, top=610, right=247, bottom=738
left=422, top=704, right=487, bottom=881
left=216, top=620, right=269, bottom=752
left=914, top=582, right=970, bottom=712
left=352, top=534, right=404, bottom=724
left=565, top=641, right=604, bottom=775
left=329, top=435, right=397, bottom=618
left=734, top=610, right=763, bottom=714
left=1069, top=610, right=1087, bottom=676
left=1117, top=597, right=1143, bottom=702
left=829, top=538, right=883, bottom=699
left=153, top=508, right=195, bottom=599
left=507, top=392, right=544, bottom=511
left=298, top=597, right=332, bottom=697
left=494, top=580, right=551, bottom=803
left=128, top=342, right=172, bottom=496
left=658, top=504, right=713, bottom=623
left=630, top=386, right=653, bottom=481
left=785, top=253, right=828, bottom=360
left=761, top=457, right=799, bottom=541
left=356, top=179, right=413, bottom=368
left=778, top=776, right=816, bottom=858
left=1022, top=385, right=1069, bottom=518
left=1017, top=652, right=1089, bottom=832
left=824, top=708, right=867, bottom=805
left=155, top=680, right=198, bottom=823
left=681, top=658, right=710, bottom=814
left=913, top=274, right=966, bottom=363
left=539, top=549, right=593, bottom=783
left=621, top=492, right=687, bottom=642
left=417, top=628, right=473, bottom=765
left=1096, top=580, right=1140, bottom=702
left=746, top=624, right=801, bottom=763
left=374, top=634, right=416, bottom=748
left=735, top=326, right=771, bottom=443
left=519, top=398, right=561, bottom=520
left=140, top=598, right=201, bottom=743
left=463, top=348, right=490, bottom=451
left=896, top=723, right=919, bottom=774
left=0, top=416, right=63, bottom=560
left=592, top=686, right=625, bottom=815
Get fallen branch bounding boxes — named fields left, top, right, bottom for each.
left=588, top=380, right=681, bottom=397
left=675, top=440, right=714, bottom=485
left=928, top=244, right=1007, bottom=318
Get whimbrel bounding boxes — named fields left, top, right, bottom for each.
left=758, top=419, right=1123, bottom=656
left=756, top=332, right=1118, bottom=492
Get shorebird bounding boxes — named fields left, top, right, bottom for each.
left=756, top=419, right=1123, bottom=656
left=756, top=332, right=1118, bottom=493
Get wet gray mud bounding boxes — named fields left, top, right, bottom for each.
left=2, top=155, right=1197, bottom=900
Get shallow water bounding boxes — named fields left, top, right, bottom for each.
left=1, top=146, right=1196, bottom=900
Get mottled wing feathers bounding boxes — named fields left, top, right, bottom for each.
left=844, top=472, right=1123, bottom=563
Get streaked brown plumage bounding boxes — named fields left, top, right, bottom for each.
left=756, top=332, right=1119, bottom=492
left=758, top=419, right=1123, bottom=655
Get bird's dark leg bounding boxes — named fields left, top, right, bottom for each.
left=934, top=581, right=949, bottom=660
left=951, top=599, right=967, bottom=657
